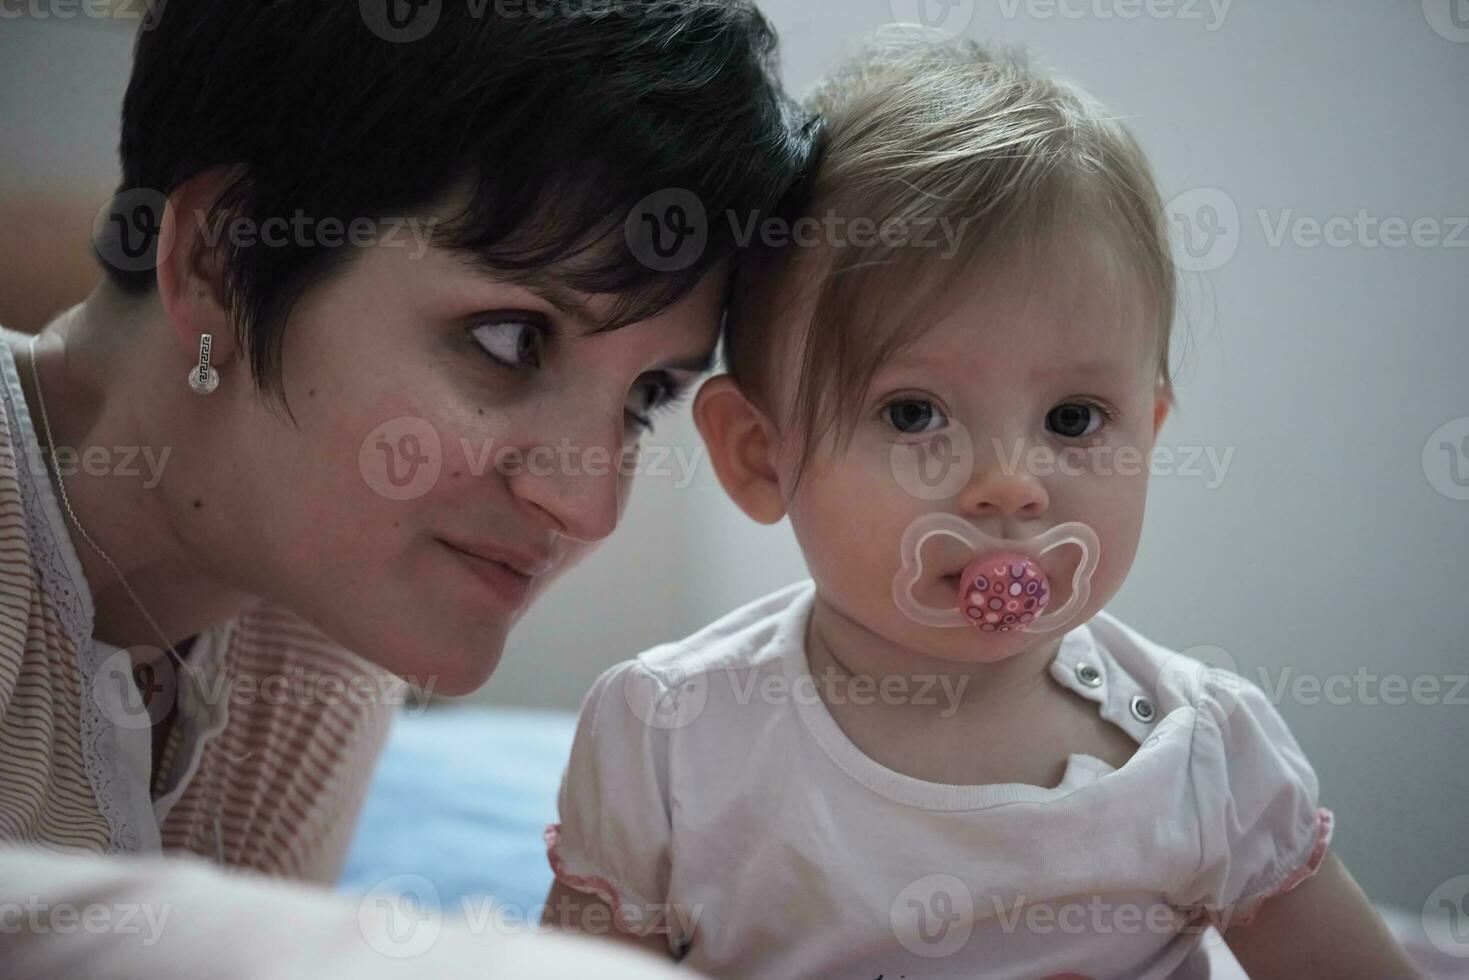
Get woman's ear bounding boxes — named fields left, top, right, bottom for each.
left=154, top=169, right=241, bottom=369
left=693, top=374, right=787, bottom=525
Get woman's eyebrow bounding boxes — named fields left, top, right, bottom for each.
left=515, top=279, right=717, bottom=373
left=658, top=348, right=717, bottom=374
left=534, top=284, right=719, bottom=373
left=526, top=282, right=599, bottom=332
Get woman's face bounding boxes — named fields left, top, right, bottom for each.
left=197, top=240, right=723, bottom=695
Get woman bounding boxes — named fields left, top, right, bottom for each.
left=0, top=0, right=813, bottom=975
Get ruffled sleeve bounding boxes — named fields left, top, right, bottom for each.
left=544, top=658, right=677, bottom=937
left=1172, top=671, right=1334, bottom=928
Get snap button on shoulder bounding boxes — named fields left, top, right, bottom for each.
left=1130, top=694, right=1156, bottom=723
left=1075, top=662, right=1102, bottom=688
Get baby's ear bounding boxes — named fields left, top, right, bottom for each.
left=1153, top=393, right=1172, bottom=440
left=693, top=375, right=786, bottom=525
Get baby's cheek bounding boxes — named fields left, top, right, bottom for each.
left=1083, top=489, right=1147, bottom=608
left=794, top=490, right=889, bottom=614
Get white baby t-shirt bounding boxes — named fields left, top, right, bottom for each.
left=546, top=580, right=1333, bottom=980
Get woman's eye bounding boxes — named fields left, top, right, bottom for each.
left=1046, top=402, right=1108, bottom=438
left=471, top=318, right=544, bottom=370
left=884, top=399, right=947, bottom=435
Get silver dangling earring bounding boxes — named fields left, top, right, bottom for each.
left=189, top=333, right=219, bottom=395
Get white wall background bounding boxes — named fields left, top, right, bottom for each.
left=2, top=0, right=1464, bottom=915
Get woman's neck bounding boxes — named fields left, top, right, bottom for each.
left=12, top=288, right=257, bottom=665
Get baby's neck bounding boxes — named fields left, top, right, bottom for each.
left=804, top=589, right=1066, bottom=719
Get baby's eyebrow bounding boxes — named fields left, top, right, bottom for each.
left=1028, top=357, right=1133, bottom=380
left=879, top=349, right=1139, bottom=382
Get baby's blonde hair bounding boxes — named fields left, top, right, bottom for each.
left=725, top=31, right=1177, bottom=485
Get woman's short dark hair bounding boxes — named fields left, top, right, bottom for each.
left=104, top=0, right=815, bottom=402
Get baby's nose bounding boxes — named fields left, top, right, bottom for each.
left=958, top=459, right=1049, bottom=519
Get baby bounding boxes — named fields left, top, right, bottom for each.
left=541, top=34, right=1418, bottom=980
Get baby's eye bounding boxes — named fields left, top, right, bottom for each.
left=884, top=399, right=947, bottom=435
left=472, top=317, right=545, bottom=370
left=624, top=372, right=692, bottom=436
left=1046, top=402, right=1108, bottom=439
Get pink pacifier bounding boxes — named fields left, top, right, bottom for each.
left=891, top=513, right=1100, bottom=634
left=957, top=552, right=1051, bottom=632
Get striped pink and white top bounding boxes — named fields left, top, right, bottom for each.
left=0, top=328, right=398, bottom=883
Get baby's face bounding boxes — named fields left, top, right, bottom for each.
left=779, top=233, right=1169, bottom=665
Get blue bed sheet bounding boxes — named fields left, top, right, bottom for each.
left=336, top=705, right=577, bottom=916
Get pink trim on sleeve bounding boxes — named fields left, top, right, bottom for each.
left=1232, top=806, right=1335, bottom=928
left=542, top=823, right=671, bottom=936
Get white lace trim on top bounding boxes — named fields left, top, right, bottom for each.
left=0, top=330, right=152, bottom=854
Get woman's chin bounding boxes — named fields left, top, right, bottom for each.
left=348, top=623, right=509, bottom=701
left=418, top=664, right=498, bottom=700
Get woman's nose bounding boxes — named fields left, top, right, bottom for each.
left=504, top=432, right=628, bottom=545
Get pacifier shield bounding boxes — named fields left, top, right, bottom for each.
left=957, top=552, right=1049, bottom=632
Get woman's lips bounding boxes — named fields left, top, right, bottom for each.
left=440, top=540, right=534, bottom=607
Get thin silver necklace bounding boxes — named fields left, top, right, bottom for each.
left=27, top=332, right=229, bottom=858
left=25, top=333, right=190, bottom=678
